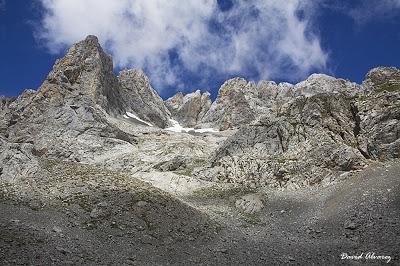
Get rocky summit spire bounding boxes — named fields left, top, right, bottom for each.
left=41, top=35, right=123, bottom=114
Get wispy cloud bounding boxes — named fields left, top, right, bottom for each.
left=349, top=0, right=400, bottom=25
left=36, top=0, right=328, bottom=92
left=0, top=0, right=6, bottom=12
left=320, top=0, right=400, bottom=26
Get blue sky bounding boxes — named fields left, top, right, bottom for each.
left=0, top=0, right=399, bottom=100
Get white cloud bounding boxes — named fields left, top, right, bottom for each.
left=36, top=0, right=328, bottom=92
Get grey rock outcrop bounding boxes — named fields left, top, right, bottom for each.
left=293, top=73, right=360, bottom=97
left=199, top=92, right=212, bottom=120
left=196, top=93, right=367, bottom=188
left=198, top=74, right=361, bottom=131
left=118, top=69, right=171, bottom=128
left=0, top=96, right=6, bottom=110
left=154, top=155, right=190, bottom=172
left=356, top=68, right=400, bottom=160
left=194, top=68, right=399, bottom=188
left=164, top=92, right=184, bottom=117
left=165, top=90, right=211, bottom=127
left=235, top=193, right=265, bottom=214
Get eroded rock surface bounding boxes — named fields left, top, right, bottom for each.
left=196, top=93, right=369, bottom=188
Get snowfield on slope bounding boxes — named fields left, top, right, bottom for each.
left=123, top=111, right=153, bottom=127
left=165, top=119, right=218, bottom=133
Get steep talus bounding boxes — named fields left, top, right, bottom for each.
left=0, top=159, right=217, bottom=265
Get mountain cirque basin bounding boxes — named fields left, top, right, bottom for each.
left=0, top=35, right=399, bottom=265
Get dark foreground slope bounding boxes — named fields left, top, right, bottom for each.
left=1, top=160, right=398, bottom=265
left=0, top=160, right=217, bottom=266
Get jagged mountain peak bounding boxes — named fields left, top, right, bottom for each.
left=165, top=89, right=211, bottom=127
left=46, top=35, right=112, bottom=85
left=37, top=35, right=124, bottom=115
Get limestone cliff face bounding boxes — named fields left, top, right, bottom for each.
left=0, top=36, right=137, bottom=181
left=197, top=93, right=366, bottom=188
left=195, top=67, right=400, bottom=188
left=197, top=73, right=362, bottom=131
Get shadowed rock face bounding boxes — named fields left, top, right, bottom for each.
left=118, top=69, right=171, bottom=128
left=356, top=91, right=400, bottom=160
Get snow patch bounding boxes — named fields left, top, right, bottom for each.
left=194, top=127, right=219, bottom=133
left=165, top=119, right=218, bottom=134
left=124, top=112, right=153, bottom=127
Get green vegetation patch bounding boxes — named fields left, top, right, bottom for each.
left=174, top=158, right=207, bottom=176
left=376, top=83, right=400, bottom=93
